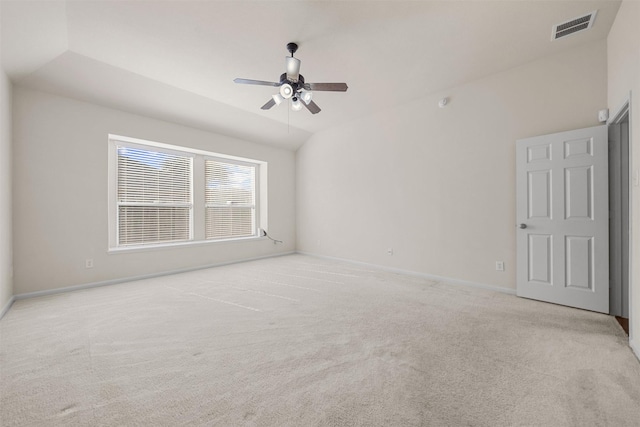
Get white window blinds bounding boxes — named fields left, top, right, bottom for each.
left=117, top=146, right=193, bottom=246
left=205, top=159, right=256, bottom=239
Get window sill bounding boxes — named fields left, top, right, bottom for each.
left=108, top=236, right=267, bottom=254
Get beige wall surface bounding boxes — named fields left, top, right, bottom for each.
left=607, top=0, right=640, bottom=355
left=12, top=87, right=296, bottom=295
left=0, top=60, right=13, bottom=312
left=297, top=40, right=607, bottom=291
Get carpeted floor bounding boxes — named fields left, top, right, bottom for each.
left=1, top=254, right=639, bottom=426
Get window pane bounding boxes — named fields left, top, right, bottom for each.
left=119, top=206, right=191, bottom=246
left=205, top=207, right=254, bottom=239
left=118, top=147, right=191, bottom=204
left=205, top=161, right=255, bottom=205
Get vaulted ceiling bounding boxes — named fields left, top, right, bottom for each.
left=1, top=1, right=621, bottom=150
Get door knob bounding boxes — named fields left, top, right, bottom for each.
left=519, top=223, right=527, bottom=229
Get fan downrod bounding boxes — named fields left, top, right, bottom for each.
left=286, top=42, right=298, bottom=57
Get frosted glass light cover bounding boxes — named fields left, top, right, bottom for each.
left=300, top=90, right=313, bottom=105
left=291, top=98, right=303, bottom=111
left=272, top=93, right=284, bottom=105
left=280, top=84, right=293, bottom=99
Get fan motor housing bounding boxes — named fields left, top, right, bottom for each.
left=279, top=73, right=304, bottom=88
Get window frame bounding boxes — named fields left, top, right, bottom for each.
left=108, top=134, right=266, bottom=252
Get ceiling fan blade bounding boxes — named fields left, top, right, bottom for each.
left=304, top=82, right=348, bottom=92
left=303, top=100, right=321, bottom=114
left=286, top=57, right=301, bottom=81
left=260, top=98, right=277, bottom=110
left=234, top=78, right=280, bottom=87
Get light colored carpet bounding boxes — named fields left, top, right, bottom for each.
left=1, top=254, right=639, bottom=426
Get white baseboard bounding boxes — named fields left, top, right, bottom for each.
left=0, top=296, right=15, bottom=321
left=296, top=251, right=516, bottom=295
left=14, top=251, right=296, bottom=302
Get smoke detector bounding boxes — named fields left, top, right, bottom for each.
left=552, top=10, right=597, bottom=41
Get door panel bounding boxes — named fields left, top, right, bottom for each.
left=564, top=137, right=592, bottom=158
left=516, top=125, right=608, bottom=313
left=528, top=170, right=552, bottom=219
left=527, top=144, right=551, bottom=162
left=565, top=236, right=593, bottom=290
left=565, top=166, right=592, bottom=219
left=528, top=234, right=552, bottom=284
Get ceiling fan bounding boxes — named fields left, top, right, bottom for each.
left=234, top=42, right=348, bottom=115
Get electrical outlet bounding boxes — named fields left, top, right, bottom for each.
left=495, top=261, right=504, bottom=271
left=387, top=248, right=394, bottom=256
left=85, top=259, right=94, bottom=269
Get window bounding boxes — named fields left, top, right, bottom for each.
left=109, top=135, right=265, bottom=250
left=205, top=159, right=256, bottom=240
left=117, top=147, right=193, bottom=246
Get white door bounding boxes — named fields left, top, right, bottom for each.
left=516, top=125, right=608, bottom=313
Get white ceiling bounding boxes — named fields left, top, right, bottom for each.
left=1, top=0, right=621, bottom=150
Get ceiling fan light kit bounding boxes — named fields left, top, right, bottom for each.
left=234, top=42, right=348, bottom=115
left=291, top=98, right=303, bottom=111
left=272, top=93, right=284, bottom=105
left=299, top=89, right=313, bottom=105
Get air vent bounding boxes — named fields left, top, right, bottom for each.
left=552, top=10, right=597, bottom=40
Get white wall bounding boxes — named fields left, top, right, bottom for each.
left=297, top=40, right=607, bottom=290
left=0, top=26, right=13, bottom=312
left=12, top=87, right=296, bottom=295
left=607, top=0, right=640, bottom=354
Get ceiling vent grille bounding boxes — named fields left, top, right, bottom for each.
left=552, top=10, right=597, bottom=40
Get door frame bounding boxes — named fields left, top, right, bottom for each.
left=609, top=103, right=630, bottom=318
left=609, top=93, right=633, bottom=345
